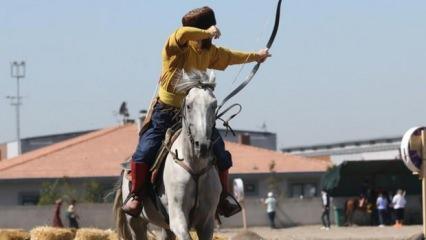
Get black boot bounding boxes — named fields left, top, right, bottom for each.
left=217, top=169, right=242, bottom=217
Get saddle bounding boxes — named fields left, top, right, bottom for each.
left=150, top=127, right=182, bottom=184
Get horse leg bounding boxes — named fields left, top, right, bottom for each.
left=195, top=218, right=215, bottom=240
left=158, top=228, right=176, bottom=240
left=169, top=208, right=191, bottom=240
left=126, top=215, right=148, bottom=240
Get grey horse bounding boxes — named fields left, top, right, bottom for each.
left=113, top=71, right=222, bottom=240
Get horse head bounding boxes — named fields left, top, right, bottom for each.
left=176, top=70, right=217, bottom=158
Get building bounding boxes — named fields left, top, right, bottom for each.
left=0, top=124, right=329, bottom=228
left=281, top=136, right=401, bottom=165
left=282, top=137, right=422, bottom=224
left=0, top=130, right=94, bottom=161
left=0, top=124, right=325, bottom=206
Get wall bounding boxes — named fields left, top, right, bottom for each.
left=1, top=196, right=421, bottom=230
left=0, top=198, right=326, bottom=230
left=231, top=172, right=324, bottom=199
left=222, top=197, right=327, bottom=228
left=0, top=173, right=324, bottom=206
left=6, top=141, right=18, bottom=159
left=0, top=203, right=114, bottom=230
left=0, top=144, right=7, bottom=161
left=218, top=129, right=277, bottom=150
left=21, top=130, right=94, bottom=153
left=0, top=177, right=116, bottom=206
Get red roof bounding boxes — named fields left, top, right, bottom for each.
left=0, top=125, right=328, bottom=179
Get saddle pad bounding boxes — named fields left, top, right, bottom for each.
left=120, top=159, right=131, bottom=171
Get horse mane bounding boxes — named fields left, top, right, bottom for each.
left=174, top=70, right=216, bottom=93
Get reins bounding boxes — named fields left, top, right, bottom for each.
left=163, top=82, right=242, bottom=224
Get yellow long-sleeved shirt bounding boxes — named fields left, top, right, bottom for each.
left=159, top=27, right=261, bottom=108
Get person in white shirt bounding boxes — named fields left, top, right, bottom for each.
left=321, top=190, right=331, bottom=230
left=376, top=193, right=388, bottom=227
left=264, top=192, right=277, bottom=228
left=392, top=189, right=406, bottom=227
left=67, top=199, right=80, bottom=229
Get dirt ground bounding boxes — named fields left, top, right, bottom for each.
left=216, top=225, right=423, bottom=240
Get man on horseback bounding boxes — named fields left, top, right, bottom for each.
left=122, top=6, right=270, bottom=217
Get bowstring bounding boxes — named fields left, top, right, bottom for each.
left=231, top=16, right=272, bottom=84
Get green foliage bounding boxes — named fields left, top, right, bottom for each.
left=83, top=180, right=105, bottom=203
left=266, top=160, right=282, bottom=197
left=38, top=177, right=106, bottom=205
left=38, top=181, right=61, bottom=205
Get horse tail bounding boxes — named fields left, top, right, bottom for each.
left=113, top=170, right=132, bottom=240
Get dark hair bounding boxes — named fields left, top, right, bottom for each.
left=182, top=6, right=216, bottom=49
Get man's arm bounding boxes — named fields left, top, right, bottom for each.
left=175, top=27, right=214, bottom=45
left=209, top=46, right=270, bottom=70
left=163, top=26, right=215, bottom=56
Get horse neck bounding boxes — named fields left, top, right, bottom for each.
left=180, top=123, right=211, bottom=171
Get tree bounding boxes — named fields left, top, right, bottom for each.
left=83, top=180, right=105, bottom=203
left=266, top=160, right=282, bottom=197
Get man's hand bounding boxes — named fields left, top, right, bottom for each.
left=207, top=25, right=221, bottom=39
left=257, top=48, right=272, bottom=63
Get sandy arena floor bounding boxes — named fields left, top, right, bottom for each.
left=216, top=225, right=423, bottom=240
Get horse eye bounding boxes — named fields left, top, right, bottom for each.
left=187, top=105, right=191, bottom=110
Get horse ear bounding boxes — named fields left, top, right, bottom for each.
left=208, top=70, right=216, bottom=83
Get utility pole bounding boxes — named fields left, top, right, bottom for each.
left=7, top=61, right=25, bottom=155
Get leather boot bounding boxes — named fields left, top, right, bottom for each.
left=217, top=169, right=241, bottom=217
left=122, top=161, right=149, bottom=217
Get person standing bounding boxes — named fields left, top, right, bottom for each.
left=392, top=189, right=406, bottom=227
left=376, top=193, right=388, bottom=227
left=264, top=192, right=277, bottom=228
left=321, top=190, right=331, bottom=230
left=52, top=198, right=64, bottom=228
left=67, top=199, right=80, bottom=229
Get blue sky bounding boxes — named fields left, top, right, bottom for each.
left=1, top=0, right=425, bottom=148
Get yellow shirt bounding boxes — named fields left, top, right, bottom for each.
left=159, top=27, right=261, bottom=108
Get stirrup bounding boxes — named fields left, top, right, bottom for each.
left=122, top=193, right=142, bottom=217
left=218, top=192, right=242, bottom=217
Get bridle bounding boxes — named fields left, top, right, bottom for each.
left=181, top=84, right=216, bottom=152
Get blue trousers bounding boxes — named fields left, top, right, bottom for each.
left=132, top=102, right=232, bottom=171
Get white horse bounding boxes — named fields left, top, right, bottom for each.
left=113, top=71, right=222, bottom=240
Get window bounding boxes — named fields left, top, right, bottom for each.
left=304, top=183, right=317, bottom=198
left=243, top=182, right=258, bottom=196
left=291, top=183, right=303, bottom=198
left=290, top=183, right=317, bottom=198
left=245, top=183, right=256, bottom=192
left=19, top=192, right=40, bottom=205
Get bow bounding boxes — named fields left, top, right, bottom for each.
left=217, top=0, right=283, bottom=112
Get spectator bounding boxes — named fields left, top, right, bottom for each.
left=344, top=198, right=355, bottom=226
left=376, top=193, right=388, bottom=227
left=52, top=198, right=64, bottom=228
left=67, top=199, right=80, bottom=228
left=392, top=189, right=406, bottom=227
left=263, top=192, right=277, bottom=228
left=384, top=191, right=392, bottom=224
left=320, top=190, right=331, bottom=230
